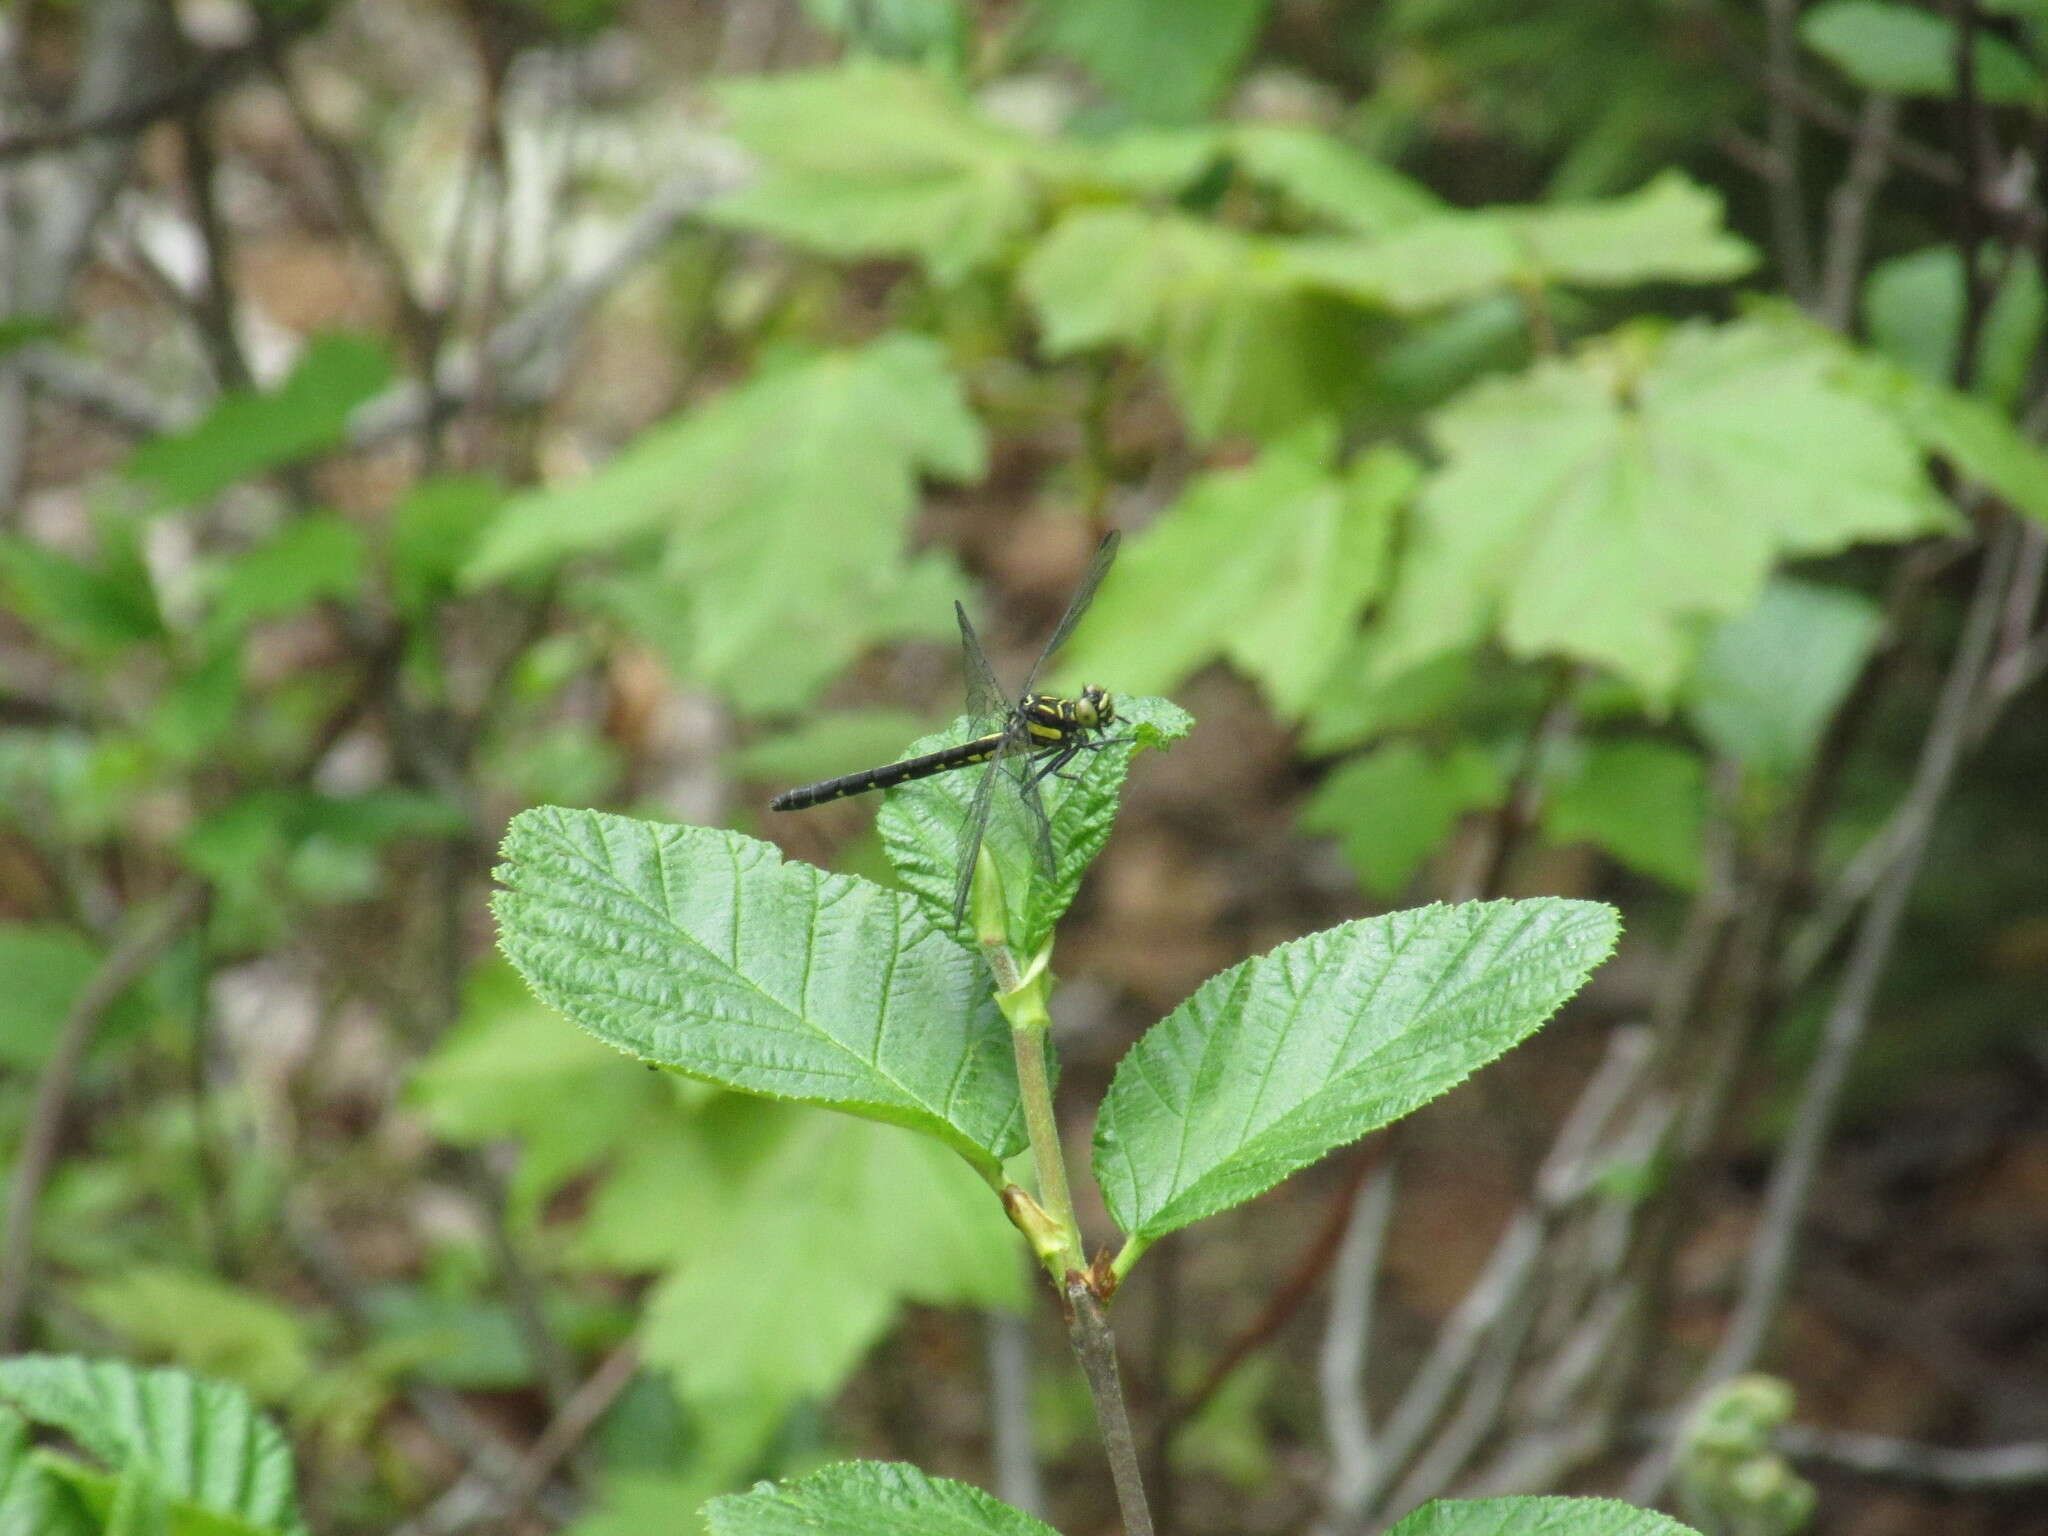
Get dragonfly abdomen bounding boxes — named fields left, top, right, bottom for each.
left=768, top=733, right=1006, bottom=811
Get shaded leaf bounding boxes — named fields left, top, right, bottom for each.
left=1863, top=245, right=2044, bottom=408
left=493, top=807, right=1023, bottom=1175
left=1094, top=899, right=1619, bottom=1246
left=1839, top=354, right=2048, bottom=527
left=1035, top=0, right=1269, bottom=122
left=1684, top=579, right=1882, bottom=776
left=204, top=516, right=365, bottom=638
left=76, top=1270, right=315, bottom=1406
left=1802, top=0, right=2041, bottom=103
left=1299, top=742, right=1506, bottom=896
left=1545, top=740, right=1706, bottom=889
left=127, top=333, right=389, bottom=505
left=641, top=1113, right=1022, bottom=1408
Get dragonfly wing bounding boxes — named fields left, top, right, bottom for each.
left=950, top=746, right=1010, bottom=924
left=1017, top=529, right=1120, bottom=693
left=955, top=601, right=1008, bottom=725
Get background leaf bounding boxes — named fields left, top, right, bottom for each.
left=126, top=334, right=389, bottom=505
left=1298, top=742, right=1506, bottom=897
left=1057, top=431, right=1414, bottom=720
left=1544, top=740, right=1706, bottom=889
left=1094, top=898, right=1619, bottom=1245
left=1683, top=579, right=1883, bottom=777
left=493, top=807, right=1024, bottom=1175
left=1374, top=317, right=1952, bottom=696
left=1034, top=0, right=1271, bottom=122
left=1801, top=0, right=2042, bottom=104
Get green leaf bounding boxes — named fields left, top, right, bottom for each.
left=1299, top=640, right=1486, bottom=756
left=204, top=515, right=365, bottom=638
left=492, top=807, right=1024, bottom=1176
left=1057, top=430, right=1414, bottom=720
left=1838, top=354, right=2048, bottom=527
left=1375, top=317, right=1953, bottom=698
left=0, top=1403, right=93, bottom=1536
left=75, top=1270, right=314, bottom=1406
left=642, top=1113, right=1022, bottom=1408
left=1544, top=740, right=1706, bottom=889
left=1035, top=0, right=1268, bottom=121
left=409, top=959, right=675, bottom=1211
left=707, top=64, right=1056, bottom=282
left=0, top=1357, right=306, bottom=1536
left=392, top=475, right=500, bottom=618
left=467, top=334, right=984, bottom=714
left=0, top=535, right=162, bottom=657
left=800, top=0, right=967, bottom=63
left=0, top=926, right=101, bottom=1069
left=1094, top=899, right=1619, bottom=1248
left=1227, top=123, right=1442, bottom=232
left=1387, top=1496, right=1702, bottom=1536
left=875, top=695, right=1192, bottom=953
left=1292, top=172, right=1753, bottom=312
left=704, top=1461, right=1057, bottom=1536
left=1299, top=742, right=1506, bottom=897
left=1684, top=579, right=1882, bottom=777
left=1802, top=0, right=2042, bottom=104
left=1864, top=245, right=2044, bottom=408
left=127, top=333, right=390, bottom=505
left=1020, top=208, right=1369, bottom=441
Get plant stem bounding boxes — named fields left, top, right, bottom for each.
left=1065, top=1275, right=1157, bottom=1536
left=997, top=962, right=1084, bottom=1276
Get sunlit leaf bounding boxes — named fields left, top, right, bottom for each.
left=1374, top=316, right=1953, bottom=697
left=704, top=1461, right=1056, bottom=1536
left=1388, top=1496, right=1702, bottom=1536
left=1095, top=898, right=1619, bottom=1247
left=493, top=807, right=1024, bottom=1176
left=1058, top=429, right=1414, bottom=720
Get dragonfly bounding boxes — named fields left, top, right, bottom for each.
left=770, top=531, right=1125, bottom=923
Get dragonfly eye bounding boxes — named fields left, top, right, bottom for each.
left=1077, top=685, right=1114, bottom=727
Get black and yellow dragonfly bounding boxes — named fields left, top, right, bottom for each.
left=770, top=531, right=1125, bottom=922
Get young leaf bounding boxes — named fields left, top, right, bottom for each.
left=0, top=1357, right=306, bottom=1536
left=1374, top=317, right=1954, bottom=698
left=126, top=332, right=390, bottom=505
left=1683, top=579, right=1882, bottom=777
left=1387, top=1496, right=1701, bottom=1536
left=1056, top=429, right=1415, bottom=721
left=640, top=1112, right=1023, bottom=1408
left=703, top=1461, right=1057, bottom=1536
left=493, top=807, right=1024, bottom=1175
left=1298, top=742, right=1506, bottom=897
left=1802, top=0, right=2041, bottom=104
left=466, top=334, right=984, bottom=715
left=876, top=695, right=1192, bottom=953
left=1034, top=0, right=1269, bottom=122
left=706, top=63, right=1058, bottom=282
left=1094, top=899, right=1619, bottom=1248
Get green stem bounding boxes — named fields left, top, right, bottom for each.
left=997, top=955, right=1084, bottom=1278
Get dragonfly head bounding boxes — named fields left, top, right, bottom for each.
left=1075, top=685, right=1115, bottom=729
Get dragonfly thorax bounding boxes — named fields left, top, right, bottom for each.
left=1018, top=686, right=1116, bottom=741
